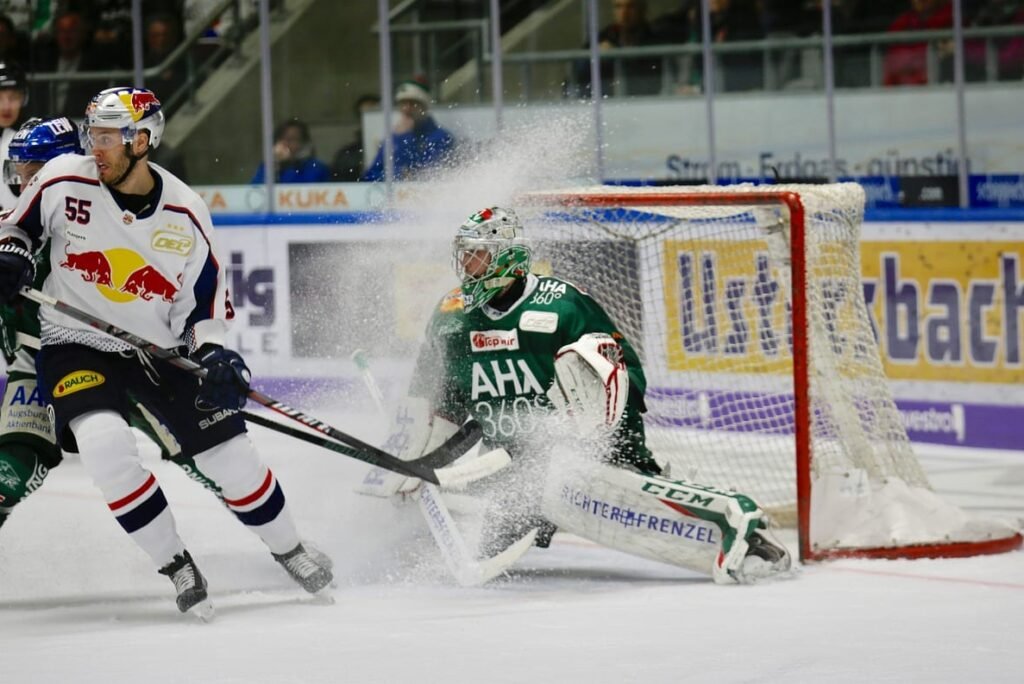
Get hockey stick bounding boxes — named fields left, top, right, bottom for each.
left=242, top=409, right=503, bottom=490
left=19, top=287, right=503, bottom=487
left=352, top=349, right=536, bottom=586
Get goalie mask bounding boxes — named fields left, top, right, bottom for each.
left=452, top=207, right=531, bottom=312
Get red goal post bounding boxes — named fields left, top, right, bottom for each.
left=518, top=184, right=1022, bottom=562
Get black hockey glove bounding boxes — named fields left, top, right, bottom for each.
left=192, top=344, right=252, bottom=410
left=0, top=240, right=34, bottom=307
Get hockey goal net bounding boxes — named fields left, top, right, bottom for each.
left=518, top=184, right=1022, bottom=562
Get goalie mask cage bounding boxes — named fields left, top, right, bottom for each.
left=519, top=184, right=1022, bottom=563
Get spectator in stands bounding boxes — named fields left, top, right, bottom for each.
left=0, top=14, right=27, bottom=64
left=883, top=0, right=953, bottom=86
left=955, top=0, right=1024, bottom=82
left=87, top=0, right=186, bottom=62
left=796, top=0, right=899, bottom=88
left=144, top=13, right=187, bottom=105
left=252, top=117, right=331, bottom=184
left=90, top=1, right=133, bottom=68
left=1, top=1, right=53, bottom=40
left=573, top=0, right=666, bottom=97
left=332, top=93, right=379, bottom=182
left=660, top=0, right=764, bottom=93
left=30, top=10, right=112, bottom=120
left=360, top=80, right=455, bottom=182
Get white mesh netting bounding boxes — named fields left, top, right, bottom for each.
left=519, top=184, right=1020, bottom=556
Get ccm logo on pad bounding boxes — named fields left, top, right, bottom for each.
left=470, top=329, right=519, bottom=352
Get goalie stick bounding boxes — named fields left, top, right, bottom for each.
left=19, top=287, right=503, bottom=486
left=352, top=349, right=537, bottom=586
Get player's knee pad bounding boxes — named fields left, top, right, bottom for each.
left=68, top=410, right=143, bottom=494
left=547, top=332, right=629, bottom=436
left=192, top=433, right=265, bottom=495
left=0, top=442, right=53, bottom=512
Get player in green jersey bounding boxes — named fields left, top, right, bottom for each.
left=385, top=206, right=792, bottom=584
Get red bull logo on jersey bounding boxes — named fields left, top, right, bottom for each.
left=60, top=246, right=179, bottom=304
left=119, top=91, right=161, bottom=122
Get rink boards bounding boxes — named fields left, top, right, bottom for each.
left=5, top=215, right=1021, bottom=452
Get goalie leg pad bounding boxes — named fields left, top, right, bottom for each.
left=546, top=333, right=629, bottom=436
left=540, top=459, right=785, bottom=582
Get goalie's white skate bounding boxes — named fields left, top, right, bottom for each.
left=159, top=550, right=215, bottom=621
left=734, top=529, right=793, bottom=584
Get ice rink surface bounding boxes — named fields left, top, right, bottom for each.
left=1, top=408, right=1021, bottom=684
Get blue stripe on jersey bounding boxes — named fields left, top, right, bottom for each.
left=231, top=482, right=285, bottom=526
left=115, top=487, right=169, bottom=533
left=164, top=204, right=223, bottom=332
left=185, top=253, right=220, bottom=333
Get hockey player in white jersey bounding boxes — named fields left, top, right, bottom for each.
left=0, top=87, right=332, bottom=618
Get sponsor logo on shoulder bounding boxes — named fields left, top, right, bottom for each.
left=439, top=288, right=464, bottom=313
left=519, top=310, right=559, bottom=333
left=54, top=370, right=105, bottom=397
left=470, top=329, right=519, bottom=352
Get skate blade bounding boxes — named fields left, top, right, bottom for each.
left=189, top=599, right=216, bottom=622
left=310, top=588, right=335, bottom=605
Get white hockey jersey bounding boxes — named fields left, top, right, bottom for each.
left=0, top=154, right=231, bottom=352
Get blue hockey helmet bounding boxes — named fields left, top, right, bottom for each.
left=4, top=116, right=82, bottom=192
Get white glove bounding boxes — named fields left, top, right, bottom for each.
left=546, top=332, right=629, bottom=436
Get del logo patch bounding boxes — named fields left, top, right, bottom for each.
left=469, top=329, right=519, bottom=352
left=54, top=370, right=105, bottom=397
left=519, top=311, right=559, bottom=333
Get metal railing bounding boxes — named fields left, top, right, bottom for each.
left=371, top=19, right=1024, bottom=101
left=26, top=0, right=253, bottom=117
left=382, top=19, right=490, bottom=97
left=494, top=24, right=1024, bottom=98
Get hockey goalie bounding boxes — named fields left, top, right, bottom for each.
left=361, top=206, right=792, bottom=584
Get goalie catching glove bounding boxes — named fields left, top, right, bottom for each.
left=546, top=332, right=629, bottom=436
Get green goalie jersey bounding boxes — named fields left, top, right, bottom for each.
left=411, top=273, right=657, bottom=472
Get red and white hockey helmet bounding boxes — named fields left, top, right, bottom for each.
left=82, top=86, right=165, bottom=152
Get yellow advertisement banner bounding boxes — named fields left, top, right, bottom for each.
left=661, top=237, right=1024, bottom=384
left=663, top=238, right=793, bottom=375
left=861, top=241, right=1024, bottom=383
